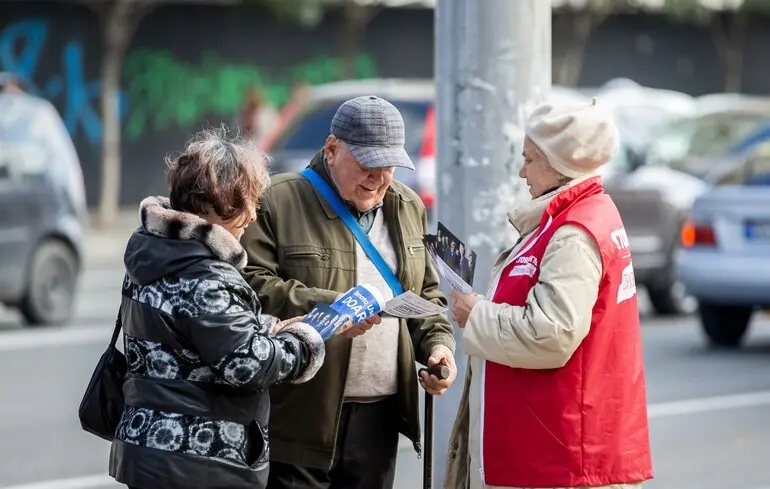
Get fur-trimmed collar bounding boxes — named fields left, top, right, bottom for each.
left=138, top=196, right=247, bottom=269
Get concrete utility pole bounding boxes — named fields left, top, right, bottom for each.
left=432, top=0, right=551, bottom=487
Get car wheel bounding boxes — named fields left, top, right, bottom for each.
left=20, top=240, right=79, bottom=326
left=647, top=236, right=696, bottom=316
left=647, top=280, right=696, bottom=316
left=698, top=302, right=754, bottom=348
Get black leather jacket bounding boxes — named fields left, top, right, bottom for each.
left=109, top=196, right=325, bottom=489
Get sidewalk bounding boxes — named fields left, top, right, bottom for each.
left=85, top=209, right=137, bottom=268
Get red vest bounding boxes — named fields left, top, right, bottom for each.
left=480, top=177, right=653, bottom=487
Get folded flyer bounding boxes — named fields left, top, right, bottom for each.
left=425, top=222, right=478, bottom=294
left=302, top=284, right=447, bottom=336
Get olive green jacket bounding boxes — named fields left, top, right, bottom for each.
left=240, top=151, right=455, bottom=469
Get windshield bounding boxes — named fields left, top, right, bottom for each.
left=644, top=112, right=768, bottom=175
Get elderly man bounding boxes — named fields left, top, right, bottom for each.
left=241, top=95, right=457, bottom=489
left=445, top=99, right=653, bottom=489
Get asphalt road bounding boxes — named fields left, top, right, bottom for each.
left=1, top=239, right=769, bottom=489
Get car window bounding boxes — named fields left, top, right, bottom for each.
left=274, top=99, right=431, bottom=157
left=597, top=143, right=632, bottom=181
left=0, top=93, right=85, bottom=211
left=689, top=113, right=765, bottom=157
left=0, top=97, right=46, bottom=180
left=716, top=142, right=770, bottom=186
left=645, top=112, right=767, bottom=175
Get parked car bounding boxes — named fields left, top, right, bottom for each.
left=676, top=149, right=770, bottom=347
left=0, top=90, right=87, bottom=325
left=603, top=97, right=770, bottom=316
left=592, top=78, right=696, bottom=158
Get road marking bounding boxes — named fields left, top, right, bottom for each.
left=647, top=390, right=770, bottom=418
left=3, top=392, right=770, bottom=489
left=0, top=327, right=110, bottom=352
left=0, top=474, right=121, bottom=489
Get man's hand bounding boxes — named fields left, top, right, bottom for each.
left=340, top=314, right=382, bottom=338
left=419, top=344, right=457, bottom=396
left=270, top=315, right=306, bottom=335
left=451, top=290, right=483, bottom=328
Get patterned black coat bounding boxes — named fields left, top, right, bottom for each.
left=109, top=196, right=325, bottom=489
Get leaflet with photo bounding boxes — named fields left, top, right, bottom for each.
left=304, top=284, right=446, bottom=335
left=425, top=222, right=478, bottom=294
left=303, top=302, right=356, bottom=337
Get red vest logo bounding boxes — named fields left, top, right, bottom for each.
left=509, top=255, right=538, bottom=278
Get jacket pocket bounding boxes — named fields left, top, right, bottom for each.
left=284, top=250, right=331, bottom=261
left=280, top=245, right=333, bottom=269
left=403, top=237, right=426, bottom=291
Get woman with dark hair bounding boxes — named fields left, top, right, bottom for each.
left=109, top=127, right=326, bottom=489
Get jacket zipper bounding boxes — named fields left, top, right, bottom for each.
left=408, top=244, right=425, bottom=256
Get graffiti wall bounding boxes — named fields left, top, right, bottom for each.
left=0, top=2, right=420, bottom=206
left=2, top=3, right=770, bottom=207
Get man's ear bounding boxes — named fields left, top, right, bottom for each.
left=324, top=135, right=338, bottom=165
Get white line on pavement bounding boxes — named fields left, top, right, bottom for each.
left=0, top=327, right=110, bottom=352
left=3, top=393, right=770, bottom=489
left=2, top=471, right=770, bottom=489
left=0, top=474, right=121, bottom=489
left=647, top=390, right=770, bottom=418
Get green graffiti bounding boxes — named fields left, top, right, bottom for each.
left=123, top=49, right=379, bottom=139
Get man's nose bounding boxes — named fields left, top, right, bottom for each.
left=368, top=168, right=386, bottom=183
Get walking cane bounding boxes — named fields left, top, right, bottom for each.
left=418, top=363, right=451, bottom=489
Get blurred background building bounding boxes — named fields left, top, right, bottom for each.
left=3, top=0, right=769, bottom=209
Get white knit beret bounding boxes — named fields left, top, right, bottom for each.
left=524, top=98, right=620, bottom=179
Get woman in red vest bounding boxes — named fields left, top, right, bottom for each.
left=442, top=99, right=653, bottom=489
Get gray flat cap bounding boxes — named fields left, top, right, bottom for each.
left=330, top=95, right=415, bottom=171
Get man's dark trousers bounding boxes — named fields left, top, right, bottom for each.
left=267, top=398, right=400, bottom=489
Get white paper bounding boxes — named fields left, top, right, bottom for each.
left=382, top=291, right=448, bottom=318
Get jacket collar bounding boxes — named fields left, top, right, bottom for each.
left=306, top=150, right=412, bottom=220
left=507, top=174, right=601, bottom=236
left=138, top=196, right=247, bottom=269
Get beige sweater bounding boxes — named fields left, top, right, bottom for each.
left=343, top=209, right=400, bottom=401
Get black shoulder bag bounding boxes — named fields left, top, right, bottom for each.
left=77, top=313, right=127, bottom=441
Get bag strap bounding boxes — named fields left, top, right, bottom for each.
left=300, top=168, right=404, bottom=297
left=109, top=311, right=122, bottom=348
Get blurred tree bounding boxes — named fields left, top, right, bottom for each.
left=245, top=0, right=382, bottom=80
left=552, top=0, right=619, bottom=87
left=339, top=0, right=382, bottom=79
left=661, top=0, right=770, bottom=93
left=79, top=0, right=240, bottom=226
left=80, top=0, right=314, bottom=227
left=82, top=0, right=153, bottom=227
left=551, top=0, right=666, bottom=87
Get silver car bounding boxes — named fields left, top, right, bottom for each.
left=676, top=151, right=770, bottom=347
left=0, top=90, right=87, bottom=325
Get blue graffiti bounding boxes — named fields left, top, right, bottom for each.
left=0, top=19, right=127, bottom=145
